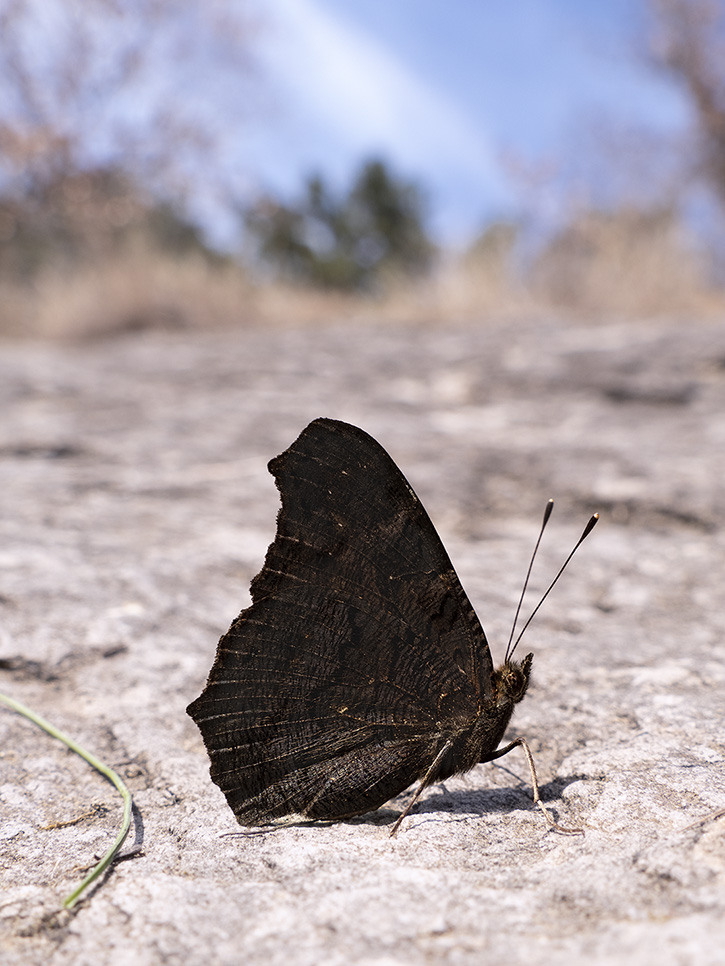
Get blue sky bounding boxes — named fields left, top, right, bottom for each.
left=236, top=0, right=691, bottom=245
left=0, top=0, right=696, bottom=249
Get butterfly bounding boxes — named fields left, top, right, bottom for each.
left=187, top=418, right=596, bottom=835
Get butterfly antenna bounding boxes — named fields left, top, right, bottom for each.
left=507, top=512, right=599, bottom=661
left=504, top=499, right=554, bottom=663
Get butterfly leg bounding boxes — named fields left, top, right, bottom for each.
left=389, top=740, right=454, bottom=838
left=485, top=736, right=583, bottom=835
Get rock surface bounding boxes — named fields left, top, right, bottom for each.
left=1, top=315, right=724, bottom=966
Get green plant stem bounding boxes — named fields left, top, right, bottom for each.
left=0, top=691, right=133, bottom=909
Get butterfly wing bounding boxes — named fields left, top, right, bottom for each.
left=187, top=418, right=495, bottom=823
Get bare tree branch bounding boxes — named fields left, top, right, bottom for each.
left=649, top=0, right=725, bottom=206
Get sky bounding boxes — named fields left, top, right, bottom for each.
left=4, top=0, right=688, bottom=248
left=235, top=0, right=691, bottom=246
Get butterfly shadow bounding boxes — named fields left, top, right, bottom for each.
left=349, top=770, right=589, bottom=834
left=221, top=772, right=590, bottom=840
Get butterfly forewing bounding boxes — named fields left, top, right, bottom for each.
left=187, top=418, right=495, bottom=823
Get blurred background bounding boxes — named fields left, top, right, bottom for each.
left=4, top=5, right=725, bottom=957
left=2, top=0, right=725, bottom=338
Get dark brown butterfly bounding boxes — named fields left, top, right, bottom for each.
left=187, top=418, right=597, bottom=835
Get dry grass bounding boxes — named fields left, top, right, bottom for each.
left=528, top=207, right=717, bottom=320
left=371, top=207, right=725, bottom=325
left=0, top=243, right=256, bottom=339
left=1, top=207, right=724, bottom=340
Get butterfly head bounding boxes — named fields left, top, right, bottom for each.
left=492, top=652, right=533, bottom=707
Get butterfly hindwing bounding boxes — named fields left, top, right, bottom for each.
left=187, top=418, right=495, bottom=823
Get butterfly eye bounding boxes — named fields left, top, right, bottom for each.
left=506, top=668, right=522, bottom=696
left=493, top=664, right=529, bottom=704
left=510, top=670, right=528, bottom=701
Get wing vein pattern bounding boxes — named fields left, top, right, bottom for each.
left=187, top=418, right=494, bottom=822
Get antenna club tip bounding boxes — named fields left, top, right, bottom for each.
left=508, top=505, right=598, bottom=659
left=580, top=513, right=599, bottom=539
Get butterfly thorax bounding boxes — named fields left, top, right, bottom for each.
left=430, top=652, right=533, bottom=781
left=475, top=650, right=533, bottom=760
